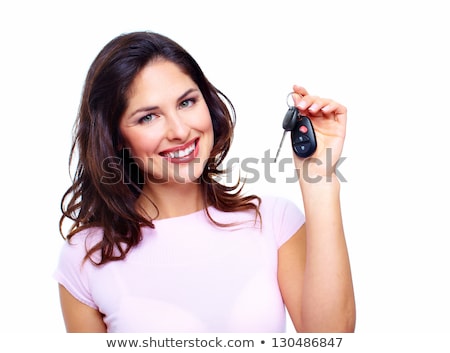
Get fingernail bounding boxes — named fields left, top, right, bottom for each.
left=297, top=100, right=307, bottom=109
left=309, top=103, right=319, bottom=112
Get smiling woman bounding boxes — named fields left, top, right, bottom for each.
left=54, top=31, right=355, bottom=333
left=119, top=60, right=214, bottom=188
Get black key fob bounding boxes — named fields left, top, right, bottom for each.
left=283, top=107, right=317, bottom=158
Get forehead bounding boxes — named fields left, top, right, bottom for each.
left=127, top=60, right=195, bottom=100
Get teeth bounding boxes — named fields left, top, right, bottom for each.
left=164, top=142, right=195, bottom=159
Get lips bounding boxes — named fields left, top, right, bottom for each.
left=159, top=138, right=199, bottom=163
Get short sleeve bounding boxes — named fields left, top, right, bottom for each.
left=53, top=232, right=98, bottom=309
left=261, top=196, right=305, bottom=248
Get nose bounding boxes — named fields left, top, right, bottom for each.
left=165, top=111, right=189, bottom=141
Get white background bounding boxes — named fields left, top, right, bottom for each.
left=0, top=0, right=449, bottom=334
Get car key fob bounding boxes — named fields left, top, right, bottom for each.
left=283, top=106, right=317, bottom=158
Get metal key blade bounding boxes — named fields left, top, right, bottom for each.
left=273, top=130, right=287, bottom=163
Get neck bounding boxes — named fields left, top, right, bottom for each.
left=137, top=182, right=205, bottom=220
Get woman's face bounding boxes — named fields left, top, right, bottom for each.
left=119, top=59, right=214, bottom=184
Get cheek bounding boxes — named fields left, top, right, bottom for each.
left=197, top=107, right=214, bottom=141
left=122, top=131, right=161, bottom=159
left=203, top=119, right=214, bottom=141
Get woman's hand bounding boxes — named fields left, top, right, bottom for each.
left=291, top=85, right=347, bottom=180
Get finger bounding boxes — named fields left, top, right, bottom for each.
left=295, top=95, right=323, bottom=114
left=320, top=100, right=339, bottom=114
left=307, top=98, right=332, bottom=114
left=321, top=101, right=347, bottom=121
left=293, top=85, right=309, bottom=96
left=290, top=85, right=309, bottom=106
left=298, top=97, right=346, bottom=119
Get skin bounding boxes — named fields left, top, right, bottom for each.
left=59, top=62, right=356, bottom=332
left=119, top=59, right=214, bottom=219
left=278, top=85, right=355, bottom=332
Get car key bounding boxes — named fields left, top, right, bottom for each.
left=273, top=130, right=288, bottom=163
left=273, top=106, right=297, bottom=162
left=291, top=111, right=317, bottom=158
left=273, top=102, right=317, bottom=162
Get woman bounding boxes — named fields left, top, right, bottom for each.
left=55, top=31, right=355, bottom=333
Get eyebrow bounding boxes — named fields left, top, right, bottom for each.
left=128, top=88, right=200, bottom=120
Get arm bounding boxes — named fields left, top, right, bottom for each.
left=278, top=85, right=355, bottom=332
left=58, top=284, right=107, bottom=332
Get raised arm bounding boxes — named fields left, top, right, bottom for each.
left=278, top=85, right=356, bottom=332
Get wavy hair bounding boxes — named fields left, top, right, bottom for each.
left=60, top=31, right=261, bottom=265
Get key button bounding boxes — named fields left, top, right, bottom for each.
left=296, top=135, right=310, bottom=143
left=294, top=142, right=311, bottom=154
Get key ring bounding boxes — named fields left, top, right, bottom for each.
left=286, top=92, right=303, bottom=108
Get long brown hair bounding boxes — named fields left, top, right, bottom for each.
left=60, top=31, right=260, bottom=265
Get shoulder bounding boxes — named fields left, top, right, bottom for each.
left=66, top=227, right=103, bottom=245
left=259, top=195, right=304, bottom=219
left=64, top=227, right=103, bottom=250
left=57, top=227, right=104, bottom=269
left=54, top=227, right=104, bottom=310
left=259, top=195, right=305, bottom=247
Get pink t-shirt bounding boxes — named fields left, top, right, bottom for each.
left=54, top=196, right=304, bottom=332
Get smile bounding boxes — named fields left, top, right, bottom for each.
left=160, top=138, right=199, bottom=162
